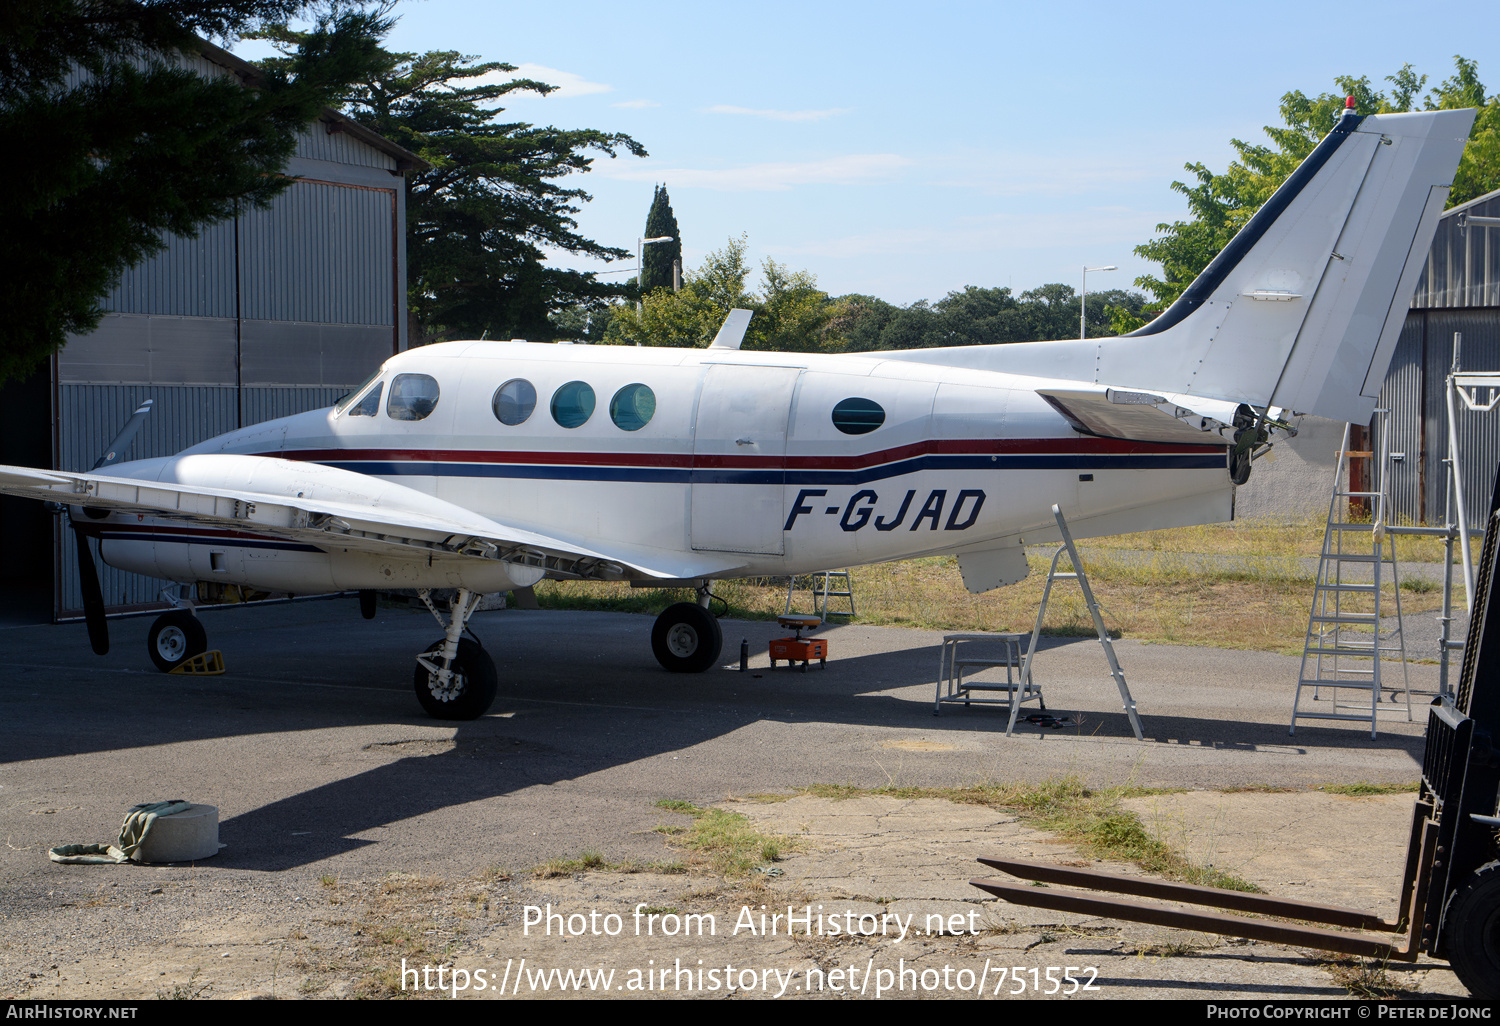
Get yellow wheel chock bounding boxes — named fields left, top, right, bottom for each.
left=169, top=650, right=225, bottom=676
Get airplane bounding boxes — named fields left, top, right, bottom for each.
left=0, top=104, right=1475, bottom=721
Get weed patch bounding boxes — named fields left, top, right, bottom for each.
left=654, top=800, right=796, bottom=877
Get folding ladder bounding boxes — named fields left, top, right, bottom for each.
left=1290, top=415, right=1410, bottom=738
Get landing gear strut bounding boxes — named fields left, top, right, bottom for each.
left=413, top=588, right=497, bottom=720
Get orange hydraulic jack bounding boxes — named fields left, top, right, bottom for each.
left=769, top=614, right=826, bottom=672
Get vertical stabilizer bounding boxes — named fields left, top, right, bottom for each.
left=873, top=107, right=1474, bottom=425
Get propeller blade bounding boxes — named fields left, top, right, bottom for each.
left=92, top=399, right=153, bottom=471
left=71, top=521, right=109, bottom=655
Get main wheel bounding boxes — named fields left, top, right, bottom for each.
left=413, top=638, right=497, bottom=720
left=148, top=611, right=207, bottom=672
left=1445, top=860, right=1500, bottom=998
left=651, top=602, right=723, bottom=673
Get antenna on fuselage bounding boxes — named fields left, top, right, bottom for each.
left=707, top=309, right=753, bottom=350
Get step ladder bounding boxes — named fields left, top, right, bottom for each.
left=784, top=570, right=856, bottom=619
left=1011, top=505, right=1143, bottom=740
left=1290, top=416, right=1411, bottom=739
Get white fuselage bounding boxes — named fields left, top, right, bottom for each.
left=91, top=340, right=1233, bottom=593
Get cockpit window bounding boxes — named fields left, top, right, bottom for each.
left=550, top=381, right=596, bottom=429
left=387, top=373, right=441, bottom=421
left=347, top=382, right=383, bottom=417
left=335, top=367, right=384, bottom=412
left=493, top=378, right=537, bottom=426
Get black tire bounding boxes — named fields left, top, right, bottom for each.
left=359, top=590, right=377, bottom=620
left=651, top=602, right=723, bottom=673
left=1229, top=446, right=1252, bottom=485
left=413, top=638, right=497, bottom=720
left=148, top=611, right=207, bottom=672
left=1446, top=860, right=1500, bottom=999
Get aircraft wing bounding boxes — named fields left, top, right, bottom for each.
left=1035, top=388, right=1236, bottom=445
left=0, top=455, right=746, bottom=583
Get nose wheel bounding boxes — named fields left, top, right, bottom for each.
left=147, top=610, right=208, bottom=672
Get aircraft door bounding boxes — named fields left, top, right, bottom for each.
left=691, top=364, right=801, bottom=555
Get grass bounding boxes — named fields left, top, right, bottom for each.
left=653, top=799, right=796, bottom=877
left=530, top=517, right=1445, bottom=657
left=787, top=778, right=1261, bottom=893
left=530, top=849, right=687, bottom=878
left=1321, top=781, right=1421, bottom=796
left=1318, top=955, right=1414, bottom=998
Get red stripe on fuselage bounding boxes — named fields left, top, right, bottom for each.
left=273, top=436, right=1225, bottom=470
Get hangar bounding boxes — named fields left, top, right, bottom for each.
left=0, top=40, right=423, bottom=622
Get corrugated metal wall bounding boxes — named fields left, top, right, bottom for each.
left=1376, top=309, right=1500, bottom=528
left=1411, top=191, right=1500, bottom=309
left=237, top=182, right=394, bottom=325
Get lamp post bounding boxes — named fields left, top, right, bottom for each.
left=1081, top=264, right=1116, bottom=340
left=638, top=236, right=674, bottom=311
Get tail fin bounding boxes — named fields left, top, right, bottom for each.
left=880, top=107, right=1475, bottom=424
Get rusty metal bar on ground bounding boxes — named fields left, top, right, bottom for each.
left=971, top=797, right=1439, bottom=963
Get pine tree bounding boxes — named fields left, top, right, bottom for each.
left=641, top=184, right=682, bottom=294
left=255, top=36, right=647, bottom=343
left=0, top=1, right=392, bottom=385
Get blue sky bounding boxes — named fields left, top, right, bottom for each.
left=234, top=0, right=1499, bottom=306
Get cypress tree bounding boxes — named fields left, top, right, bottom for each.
left=641, top=184, right=682, bottom=294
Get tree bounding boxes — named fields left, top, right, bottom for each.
left=255, top=35, right=648, bottom=344
left=0, top=0, right=393, bottom=384
left=605, top=236, right=837, bottom=352
left=1116, top=57, right=1500, bottom=333
left=641, top=184, right=682, bottom=294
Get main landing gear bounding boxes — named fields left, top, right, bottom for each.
left=413, top=588, right=497, bottom=720
left=651, top=583, right=723, bottom=673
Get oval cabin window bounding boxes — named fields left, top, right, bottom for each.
left=493, top=378, right=537, bottom=425
left=609, top=383, right=656, bottom=431
left=387, top=374, right=441, bottom=421
left=550, top=381, right=596, bottom=429
left=831, top=397, right=885, bottom=435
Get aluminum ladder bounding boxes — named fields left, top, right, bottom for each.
left=783, top=570, right=856, bottom=619
left=1290, top=415, right=1410, bottom=739
left=1011, top=505, right=1143, bottom=740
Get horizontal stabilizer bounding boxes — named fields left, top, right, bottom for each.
left=1035, top=388, right=1232, bottom=445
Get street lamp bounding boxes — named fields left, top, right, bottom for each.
left=1081, top=264, right=1116, bottom=340
left=638, top=236, right=674, bottom=311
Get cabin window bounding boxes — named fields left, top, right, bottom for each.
left=493, top=378, right=537, bottom=425
left=346, top=382, right=383, bottom=417
left=387, top=373, right=441, bottom=421
left=550, top=380, right=596, bottom=428
left=832, top=397, right=885, bottom=435
left=609, top=383, right=656, bottom=431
